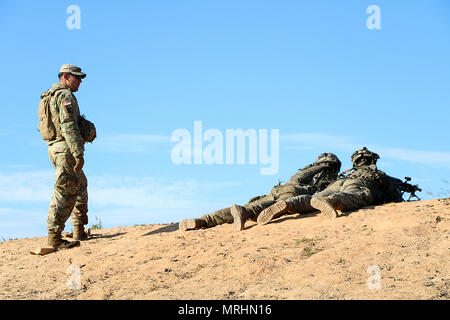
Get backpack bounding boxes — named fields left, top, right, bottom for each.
left=38, top=88, right=63, bottom=141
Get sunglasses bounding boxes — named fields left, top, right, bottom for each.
left=71, top=74, right=82, bottom=81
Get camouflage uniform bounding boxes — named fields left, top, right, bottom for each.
left=46, top=82, right=87, bottom=233
left=312, top=165, right=402, bottom=211
left=259, top=148, right=404, bottom=222
left=182, top=153, right=341, bottom=230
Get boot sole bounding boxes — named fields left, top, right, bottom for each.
left=231, top=205, right=246, bottom=231
left=310, top=198, right=338, bottom=219
left=257, top=200, right=289, bottom=225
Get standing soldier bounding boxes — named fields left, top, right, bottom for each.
left=38, top=64, right=96, bottom=249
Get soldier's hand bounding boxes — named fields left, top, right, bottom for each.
left=74, top=155, right=84, bottom=172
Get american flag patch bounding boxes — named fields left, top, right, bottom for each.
left=62, top=100, right=72, bottom=106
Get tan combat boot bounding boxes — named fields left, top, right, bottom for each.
left=231, top=204, right=255, bottom=231
left=257, top=200, right=291, bottom=225
left=72, top=225, right=88, bottom=241
left=47, top=231, right=80, bottom=249
left=310, top=197, right=338, bottom=219
left=179, top=218, right=206, bottom=231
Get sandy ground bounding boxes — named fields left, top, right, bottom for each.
left=1, top=198, right=449, bottom=300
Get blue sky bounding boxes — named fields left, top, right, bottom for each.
left=1, top=0, right=449, bottom=240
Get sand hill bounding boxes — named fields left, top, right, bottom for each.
left=1, top=198, right=449, bottom=300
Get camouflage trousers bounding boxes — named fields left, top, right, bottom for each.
left=201, top=183, right=309, bottom=228
left=47, top=142, right=88, bottom=233
left=286, top=178, right=374, bottom=214
left=313, top=178, right=374, bottom=212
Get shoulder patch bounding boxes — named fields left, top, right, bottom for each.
left=62, top=100, right=72, bottom=106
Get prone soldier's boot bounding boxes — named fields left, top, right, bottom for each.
left=257, top=195, right=315, bottom=225
left=257, top=200, right=292, bottom=225
left=47, top=231, right=80, bottom=249
left=72, top=225, right=89, bottom=241
left=310, top=196, right=339, bottom=219
left=179, top=218, right=206, bottom=231
left=231, top=205, right=255, bottom=231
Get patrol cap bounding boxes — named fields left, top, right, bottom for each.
left=59, top=64, right=86, bottom=79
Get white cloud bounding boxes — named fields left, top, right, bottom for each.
left=88, top=175, right=240, bottom=223
left=0, top=207, right=48, bottom=239
left=366, top=145, right=450, bottom=165
left=0, top=170, right=53, bottom=202
left=91, top=131, right=450, bottom=165
left=281, top=132, right=450, bottom=165
left=96, top=133, right=171, bottom=153
left=89, top=175, right=221, bottom=208
left=0, top=170, right=236, bottom=205
left=281, top=132, right=359, bottom=151
left=0, top=170, right=239, bottom=226
left=0, top=170, right=242, bottom=237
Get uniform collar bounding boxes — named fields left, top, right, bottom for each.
left=52, top=83, right=71, bottom=92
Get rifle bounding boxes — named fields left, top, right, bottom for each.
left=394, top=177, right=422, bottom=201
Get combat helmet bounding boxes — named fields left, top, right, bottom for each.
left=79, top=116, right=96, bottom=143
left=315, top=152, right=341, bottom=173
left=351, top=147, right=379, bottom=168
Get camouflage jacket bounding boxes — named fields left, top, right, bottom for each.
left=286, top=162, right=339, bottom=194
left=47, top=83, right=84, bottom=158
left=345, top=166, right=404, bottom=204
left=247, top=162, right=339, bottom=204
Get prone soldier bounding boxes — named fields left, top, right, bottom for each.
left=258, top=147, right=420, bottom=224
left=179, top=152, right=341, bottom=231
